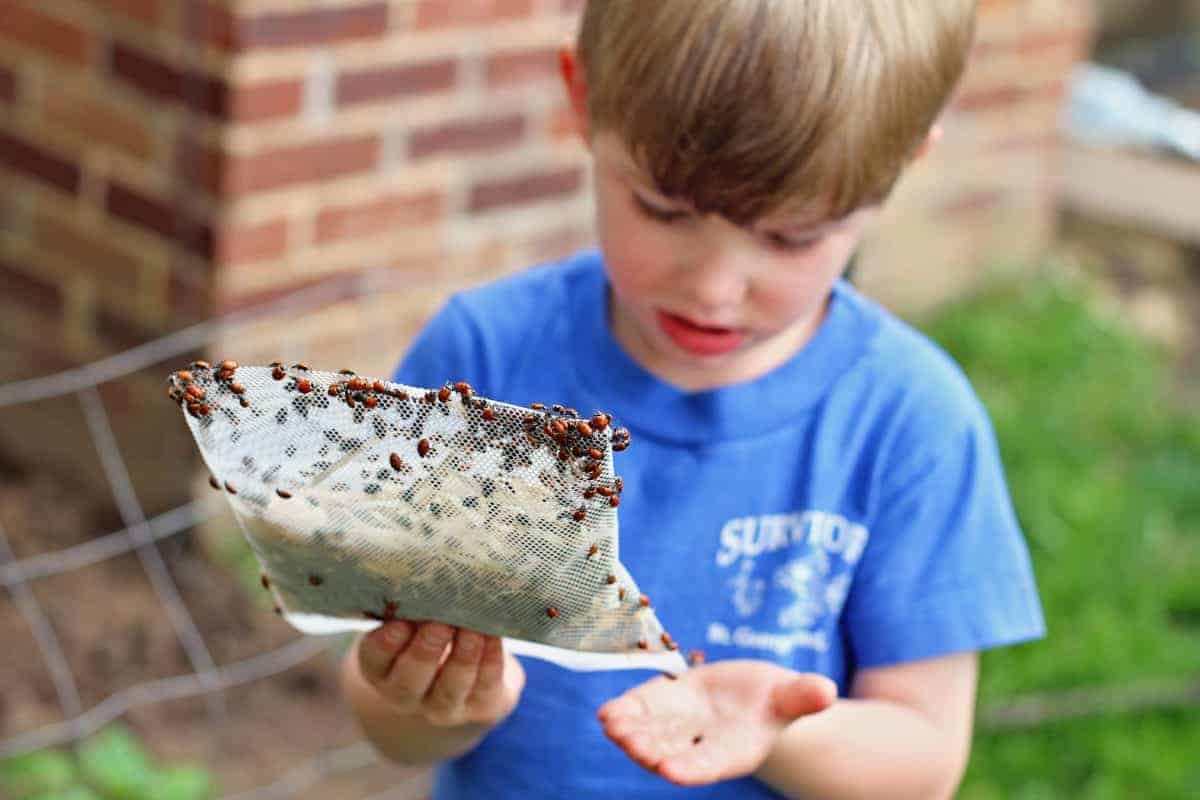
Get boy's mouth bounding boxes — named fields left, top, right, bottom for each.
left=656, top=310, right=747, bottom=357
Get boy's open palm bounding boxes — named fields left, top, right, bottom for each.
left=357, top=620, right=525, bottom=728
left=598, top=661, right=837, bottom=786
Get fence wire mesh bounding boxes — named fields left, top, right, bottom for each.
left=0, top=279, right=426, bottom=798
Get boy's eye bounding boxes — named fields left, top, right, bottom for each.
left=632, top=193, right=688, bottom=222
left=765, top=232, right=821, bottom=253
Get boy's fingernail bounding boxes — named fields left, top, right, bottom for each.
left=381, top=622, right=411, bottom=648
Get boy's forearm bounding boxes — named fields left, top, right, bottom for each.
left=339, top=646, right=489, bottom=765
left=754, top=698, right=969, bottom=800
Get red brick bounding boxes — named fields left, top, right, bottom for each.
left=184, top=0, right=237, bottom=51
left=0, top=259, right=63, bottom=317
left=111, top=41, right=182, bottom=100
left=486, top=47, right=558, bottom=87
left=217, top=269, right=363, bottom=314
left=974, top=27, right=1092, bottom=60
left=468, top=166, right=584, bottom=213
left=415, top=0, right=535, bottom=29
left=110, top=42, right=227, bottom=117
left=227, top=79, right=304, bottom=122
left=0, top=4, right=91, bottom=66
left=237, top=3, right=389, bottom=50
left=336, top=59, right=458, bottom=107
left=950, top=80, right=1065, bottom=113
left=410, top=114, right=527, bottom=159
left=42, top=86, right=154, bottom=161
left=35, top=214, right=144, bottom=293
left=214, top=219, right=289, bottom=266
left=104, top=182, right=213, bottom=257
left=0, top=131, right=81, bottom=195
left=315, top=191, right=443, bottom=243
left=223, top=135, right=381, bottom=195
left=176, top=137, right=225, bottom=195
left=0, top=65, right=15, bottom=104
left=97, top=0, right=164, bottom=27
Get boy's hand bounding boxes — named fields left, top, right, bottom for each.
left=356, top=620, right=526, bottom=728
left=598, top=660, right=837, bottom=786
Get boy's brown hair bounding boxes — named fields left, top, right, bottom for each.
left=578, top=0, right=978, bottom=225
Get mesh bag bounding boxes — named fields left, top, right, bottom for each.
left=169, top=361, right=686, bottom=673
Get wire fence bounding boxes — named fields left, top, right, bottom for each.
left=0, top=277, right=426, bottom=798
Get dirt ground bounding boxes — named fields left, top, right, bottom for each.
left=0, top=452, right=429, bottom=799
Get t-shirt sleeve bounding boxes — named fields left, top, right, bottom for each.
left=391, top=296, right=491, bottom=393
left=842, top=393, right=1046, bottom=669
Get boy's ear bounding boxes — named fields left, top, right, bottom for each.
left=558, top=41, right=591, bottom=143
left=912, top=124, right=943, bottom=161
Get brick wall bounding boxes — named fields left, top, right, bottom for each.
left=858, top=0, right=1095, bottom=311
left=0, top=0, right=1093, bottom=502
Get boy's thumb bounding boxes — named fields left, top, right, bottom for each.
left=770, top=674, right=837, bottom=722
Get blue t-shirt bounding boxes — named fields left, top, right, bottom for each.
left=393, top=248, right=1045, bottom=799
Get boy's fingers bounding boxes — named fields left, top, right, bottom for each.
left=598, top=690, right=651, bottom=724
left=422, top=630, right=485, bottom=720
left=466, top=635, right=509, bottom=706
left=381, top=622, right=455, bottom=706
left=770, top=674, right=837, bottom=722
left=357, top=621, right=413, bottom=683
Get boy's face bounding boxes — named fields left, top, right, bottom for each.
left=588, top=130, right=878, bottom=391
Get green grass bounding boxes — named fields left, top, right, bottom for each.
left=0, top=724, right=215, bottom=800
left=920, top=271, right=1200, bottom=798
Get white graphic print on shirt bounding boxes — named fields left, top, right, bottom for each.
left=710, top=510, right=868, bottom=657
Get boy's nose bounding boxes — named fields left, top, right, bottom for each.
left=679, top=245, right=751, bottom=315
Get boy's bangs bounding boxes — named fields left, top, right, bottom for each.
left=581, top=0, right=974, bottom=225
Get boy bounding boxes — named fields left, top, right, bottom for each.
left=341, top=1, right=1045, bottom=797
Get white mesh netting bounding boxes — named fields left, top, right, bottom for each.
left=169, top=360, right=686, bottom=673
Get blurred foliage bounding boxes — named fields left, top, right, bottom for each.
left=921, top=270, right=1200, bottom=798
left=0, top=725, right=215, bottom=800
